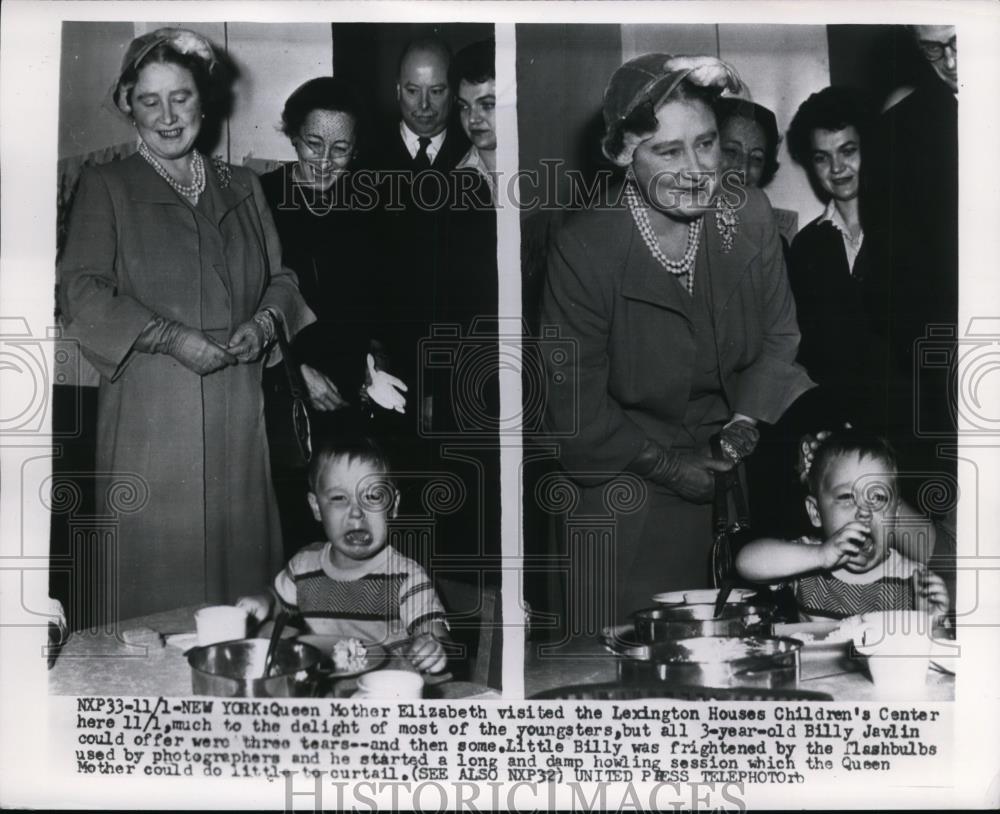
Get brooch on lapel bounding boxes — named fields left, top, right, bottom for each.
left=211, top=156, right=232, bottom=189
left=715, top=198, right=739, bottom=254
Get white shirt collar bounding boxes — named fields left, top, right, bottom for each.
left=818, top=199, right=865, bottom=273
left=399, top=122, right=447, bottom=163
left=455, top=145, right=496, bottom=199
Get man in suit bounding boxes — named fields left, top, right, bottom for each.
left=859, top=25, right=958, bottom=479
left=368, top=38, right=471, bottom=495
left=857, top=25, right=958, bottom=605
left=375, top=37, right=470, bottom=174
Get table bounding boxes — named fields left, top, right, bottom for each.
left=48, top=606, right=499, bottom=700
left=523, top=635, right=956, bottom=701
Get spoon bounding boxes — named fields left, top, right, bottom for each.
left=261, top=611, right=288, bottom=679
left=713, top=580, right=735, bottom=618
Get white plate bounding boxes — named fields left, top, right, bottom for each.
left=164, top=633, right=199, bottom=651
left=652, top=587, right=756, bottom=606
left=774, top=621, right=852, bottom=651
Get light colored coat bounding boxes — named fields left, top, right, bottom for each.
left=59, top=154, right=313, bottom=620
left=542, top=186, right=814, bottom=478
left=541, top=186, right=815, bottom=613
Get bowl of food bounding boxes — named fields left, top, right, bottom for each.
left=652, top=587, right=757, bottom=606
left=608, top=635, right=802, bottom=689
left=187, top=638, right=324, bottom=697
left=297, top=635, right=387, bottom=679
left=632, top=603, right=772, bottom=642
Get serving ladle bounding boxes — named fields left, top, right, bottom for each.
left=261, top=610, right=288, bottom=678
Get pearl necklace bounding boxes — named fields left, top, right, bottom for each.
left=138, top=141, right=206, bottom=199
left=291, top=162, right=336, bottom=217
left=624, top=181, right=701, bottom=296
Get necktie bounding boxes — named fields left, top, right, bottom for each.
left=414, top=136, right=432, bottom=170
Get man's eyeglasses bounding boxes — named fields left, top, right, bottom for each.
left=918, top=35, right=957, bottom=63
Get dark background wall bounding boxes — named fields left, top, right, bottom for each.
left=332, top=22, right=495, bottom=134
left=514, top=23, right=623, bottom=213
left=827, top=24, right=929, bottom=110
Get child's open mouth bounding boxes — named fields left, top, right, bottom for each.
left=344, top=530, right=372, bottom=546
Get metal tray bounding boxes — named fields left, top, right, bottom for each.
left=632, top=603, right=772, bottom=642
left=602, top=631, right=803, bottom=689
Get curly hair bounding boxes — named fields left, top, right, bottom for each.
left=450, top=38, right=495, bottom=88
left=787, top=86, right=872, bottom=168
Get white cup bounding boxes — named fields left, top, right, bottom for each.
left=854, top=611, right=933, bottom=696
left=194, top=605, right=248, bottom=647
left=354, top=669, right=424, bottom=699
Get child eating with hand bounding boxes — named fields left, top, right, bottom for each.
left=736, top=430, right=949, bottom=621
left=237, top=435, right=448, bottom=673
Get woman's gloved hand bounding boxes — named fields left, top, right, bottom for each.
left=134, top=315, right=236, bottom=375
left=300, top=364, right=348, bottom=412
left=627, top=441, right=734, bottom=504
left=227, top=310, right=276, bottom=363
left=719, top=418, right=760, bottom=462
left=364, top=354, right=408, bottom=414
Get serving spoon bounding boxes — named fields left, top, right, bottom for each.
left=261, top=611, right=288, bottom=678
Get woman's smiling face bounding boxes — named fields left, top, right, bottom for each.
left=130, top=61, right=202, bottom=163
left=809, top=126, right=861, bottom=203
left=293, top=109, right=357, bottom=190
left=630, top=98, right=721, bottom=219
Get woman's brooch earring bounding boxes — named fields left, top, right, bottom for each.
left=715, top=198, right=739, bottom=254
left=211, top=156, right=232, bottom=189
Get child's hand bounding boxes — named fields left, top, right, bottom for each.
left=820, top=520, right=870, bottom=569
left=913, top=567, right=950, bottom=619
left=235, top=594, right=272, bottom=623
left=408, top=632, right=447, bottom=674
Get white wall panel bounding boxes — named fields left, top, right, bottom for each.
left=225, top=22, right=333, bottom=166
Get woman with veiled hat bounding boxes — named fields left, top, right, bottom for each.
left=58, top=28, right=313, bottom=619
left=541, top=54, right=814, bottom=621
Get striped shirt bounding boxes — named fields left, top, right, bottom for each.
left=793, top=542, right=920, bottom=621
left=273, top=543, right=445, bottom=646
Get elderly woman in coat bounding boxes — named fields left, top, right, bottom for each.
left=58, top=28, right=313, bottom=620
left=541, top=54, right=815, bottom=623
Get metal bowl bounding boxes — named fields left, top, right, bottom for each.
left=604, top=634, right=802, bottom=689
left=187, top=638, right=324, bottom=697
left=632, top=603, right=772, bottom=642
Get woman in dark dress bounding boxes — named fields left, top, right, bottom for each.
left=259, top=77, right=406, bottom=555
left=786, top=87, right=874, bottom=424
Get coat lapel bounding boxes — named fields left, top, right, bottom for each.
left=619, top=220, right=694, bottom=322
left=127, top=153, right=188, bottom=206
left=210, top=163, right=253, bottom=226
left=703, top=206, right=760, bottom=310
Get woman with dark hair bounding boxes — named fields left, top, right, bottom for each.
left=541, top=54, right=815, bottom=621
left=785, top=86, right=875, bottom=422
left=58, top=28, right=313, bottom=619
left=259, top=77, right=407, bottom=555
left=260, top=77, right=404, bottom=407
